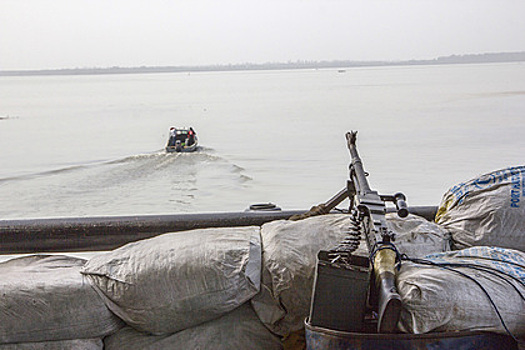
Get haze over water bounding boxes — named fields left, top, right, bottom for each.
left=0, top=62, right=524, bottom=219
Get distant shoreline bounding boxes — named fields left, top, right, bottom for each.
left=1, top=52, right=524, bottom=77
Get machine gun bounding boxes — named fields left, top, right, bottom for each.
left=308, top=131, right=408, bottom=333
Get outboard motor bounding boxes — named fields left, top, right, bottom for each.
left=175, top=140, right=182, bottom=152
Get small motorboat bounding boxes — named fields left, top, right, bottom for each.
left=165, top=127, right=198, bottom=153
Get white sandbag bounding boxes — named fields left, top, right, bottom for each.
left=251, top=214, right=353, bottom=336
left=353, top=213, right=450, bottom=257
left=0, top=255, right=123, bottom=344
left=397, top=246, right=525, bottom=337
left=82, top=226, right=261, bottom=335
left=104, top=303, right=282, bottom=350
left=384, top=213, right=451, bottom=258
left=435, top=166, right=525, bottom=251
left=0, top=338, right=103, bottom=350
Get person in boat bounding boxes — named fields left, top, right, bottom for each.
left=168, top=127, right=176, bottom=146
left=188, top=127, right=196, bottom=146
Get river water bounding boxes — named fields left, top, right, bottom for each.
left=1, top=63, right=524, bottom=219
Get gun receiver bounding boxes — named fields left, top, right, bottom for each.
left=346, top=131, right=406, bottom=333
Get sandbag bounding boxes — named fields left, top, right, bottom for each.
left=0, top=338, right=103, bottom=350
left=251, top=214, right=353, bottom=336
left=385, top=213, right=451, bottom=258
left=104, top=303, right=282, bottom=350
left=397, top=246, right=525, bottom=337
left=353, top=213, right=451, bottom=258
left=435, top=166, right=525, bottom=251
left=251, top=213, right=450, bottom=337
left=0, top=255, right=123, bottom=344
left=82, top=226, right=261, bottom=335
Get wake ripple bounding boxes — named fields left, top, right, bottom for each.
left=0, top=149, right=252, bottom=218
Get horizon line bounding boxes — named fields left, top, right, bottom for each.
left=1, top=51, right=525, bottom=77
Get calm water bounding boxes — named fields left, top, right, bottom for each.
left=1, top=63, right=524, bottom=219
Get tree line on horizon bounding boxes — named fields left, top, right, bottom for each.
left=1, top=52, right=524, bottom=76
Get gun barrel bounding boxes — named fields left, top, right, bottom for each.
left=346, top=131, right=372, bottom=193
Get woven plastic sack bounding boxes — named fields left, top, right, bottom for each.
left=0, top=339, right=103, bottom=350
left=354, top=213, right=451, bottom=258
left=0, top=255, right=123, bottom=344
left=397, top=246, right=525, bottom=337
left=104, top=303, right=282, bottom=350
left=435, top=166, right=525, bottom=251
left=82, top=226, right=261, bottom=335
left=251, top=214, right=353, bottom=336
left=386, top=213, right=451, bottom=257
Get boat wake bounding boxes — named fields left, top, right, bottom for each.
left=0, top=149, right=252, bottom=218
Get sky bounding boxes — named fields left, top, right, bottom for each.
left=1, top=0, right=525, bottom=71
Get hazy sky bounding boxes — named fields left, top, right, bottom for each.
left=1, top=0, right=525, bottom=71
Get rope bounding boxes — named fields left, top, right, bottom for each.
left=288, top=204, right=329, bottom=221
